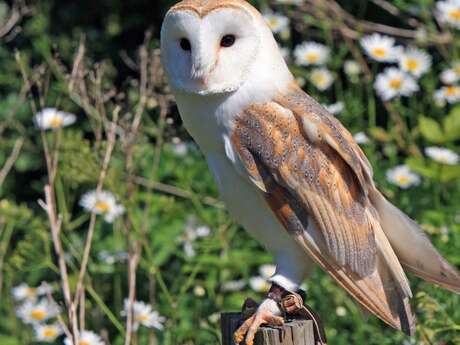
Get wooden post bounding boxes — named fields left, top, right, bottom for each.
left=221, top=312, right=315, bottom=345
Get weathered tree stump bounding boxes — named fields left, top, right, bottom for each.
left=221, top=312, right=315, bottom=345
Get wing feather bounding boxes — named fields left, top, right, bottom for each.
left=259, top=179, right=415, bottom=335
left=230, top=89, right=417, bottom=334
left=232, top=100, right=377, bottom=276
left=276, top=87, right=374, bottom=192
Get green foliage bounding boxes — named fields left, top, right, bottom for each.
left=0, top=0, right=460, bottom=345
left=419, top=106, right=460, bottom=143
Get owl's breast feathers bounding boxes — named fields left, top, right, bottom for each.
left=230, top=84, right=416, bottom=335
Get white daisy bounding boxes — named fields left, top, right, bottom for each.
left=12, top=283, right=38, bottom=301
left=16, top=299, right=60, bottom=324
left=79, top=190, right=125, bottom=223
left=177, top=220, right=211, bottom=257
left=374, top=68, right=419, bottom=100
left=12, top=282, right=52, bottom=302
left=123, top=299, right=165, bottom=331
left=434, top=85, right=460, bottom=104
left=34, top=323, right=63, bottom=342
left=309, top=68, right=334, bottom=91
left=323, top=102, right=344, bottom=115
left=98, top=250, right=128, bottom=265
left=434, top=90, right=447, bottom=107
left=353, top=132, right=370, bottom=144
left=436, top=0, right=460, bottom=29
left=399, top=47, right=432, bottom=78
left=386, top=165, right=421, bottom=189
left=440, top=69, right=460, bottom=84
left=259, top=264, right=276, bottom=279
left=344, top=60, right=362, bottom=76
left=194, top=285, right=206, bottom=297
left=335, top=306, right=347, bottom=317
left=183, top=241, right=196, bottom=258
left=360, top=33, right=402, bottom=62
left=64, top=331, right=105, bottom=345
left=34, top=108, right=76, bottom=130
left=263, top=12, right=290, bottom=34
left=294, top=42, right=330, bottom=66
left=221, top=280, right=246, bottom=292
left=172, top=142, right=189, bottom=157
left=249, top=276, right=271, bottom=293
left=425, top=146, right=459, bottom=165
left=199, top=226, right=212, bottom=238
left=208, top=313, right=220, bottom=323
left=179, top=220, right=211, bottom=243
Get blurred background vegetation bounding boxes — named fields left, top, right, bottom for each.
left=1, top=0, right=460, bottom=344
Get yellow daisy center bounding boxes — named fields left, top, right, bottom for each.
left=438, top=156, right=449, bottom=163
left=449, top=8, right=460, bottom=20
left=396, top=175, right=410, bottom=185
left=78, top=341, right=91, bottom=345
left=136, top=314, right=150, bottom=322
left=312, top=74, right=325, bottom=86
left=389, top=78, right=402, bottom=90
left=31, top=309, right=47, bottom=321
left=268, top=18, right=279, bottom=28
left=260, top=282, right=270, bottom=292
left=372, top=47, right=387, bottom=58
left=305, top=52, right=319, bottom=63
left=43, top=327, right=58, bottom=338
left=405, top=59, right=419, bottom=71
left=95, top=200, right=110, bottom=213
left=49, top=117, right=64, bottom=128
left=26, top=287, right=37, bottom=298
left=446, top=86, right=459, bottom=96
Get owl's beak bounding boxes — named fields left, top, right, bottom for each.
left=190, top=47, right=216, bottom=86
left=191, top=76, right=207, bottom=87
left=190, top=65, right=210, bottom=86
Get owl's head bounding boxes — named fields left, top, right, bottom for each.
left=161, top=0, right=288, bottom=96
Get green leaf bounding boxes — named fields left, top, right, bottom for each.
left=443, top=105, right=460, bottom=141
left=406, top=157, right=437, bottom=179
left=439, top=165, right=460, bottom=183
left=406, top=157, right=460, bottom=183
left=0, top=336, right=20, bottom=345
left=86, top=285, right=126, bottom=335
left=419, top=116, right=445, bottom=144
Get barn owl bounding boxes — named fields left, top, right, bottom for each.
left=161, top=0, right=460, bottom=343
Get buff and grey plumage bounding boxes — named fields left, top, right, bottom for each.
left=160, top=0, right=460, bottom=340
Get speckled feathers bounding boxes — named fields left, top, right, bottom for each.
left=231, top=85, right=377, bottom=278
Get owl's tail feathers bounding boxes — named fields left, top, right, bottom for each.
left=370, top=190, right=460, bottom=295
left=297, top=227, right=416, bottom=335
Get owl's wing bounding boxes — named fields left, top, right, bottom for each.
left=230, top=88, right=415, bottom=334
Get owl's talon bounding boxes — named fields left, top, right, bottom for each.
left=233, top=305, right=284, bottom=345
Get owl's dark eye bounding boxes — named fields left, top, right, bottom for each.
left=180, top=38, right=191, bottom=51
left=220, top=34, right=236, bottom=48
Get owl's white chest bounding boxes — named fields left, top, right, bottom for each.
left=205, top=150, right=297, bottom=254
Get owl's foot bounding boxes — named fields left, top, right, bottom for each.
left=233, top=298, right=284, bottom=345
